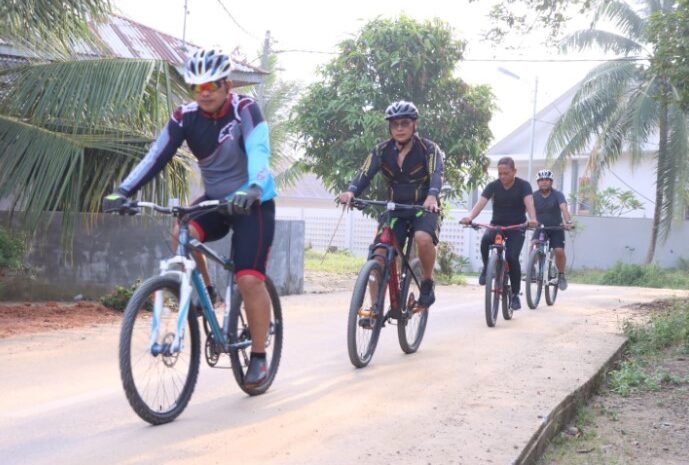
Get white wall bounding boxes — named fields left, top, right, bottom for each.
left=278, top=206, right=689, bottom=271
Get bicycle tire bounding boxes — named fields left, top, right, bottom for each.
left=347, top=259, right=385, bottom=368
left=484, top=251, right=501, bottom=327
left=119, top=276, right=200, bottom=425
left=545, top=256, right=559, bottom=306
left=525, top=248, right=544, bottom=309
left=229, top=276, right=283, bottom=396
left=501, top=269, right=513, bottom=321
left=397, top=258, right=429, bottom=354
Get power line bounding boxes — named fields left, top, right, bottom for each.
left=463, top=56, right=649, bottom=63
left=215, top=0, right=261, bottom=41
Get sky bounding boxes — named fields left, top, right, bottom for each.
left=114, top=0, right=601, bottom=141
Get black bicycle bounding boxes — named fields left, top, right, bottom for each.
left=468, top=222, right=527, bottom=327
left=113, top=200, right=283, bottom=425
left=346, top=199, right=428, bottom=368
left=525, top=225, right=570, bottom=309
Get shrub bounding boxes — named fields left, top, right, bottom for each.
left=100, top=280, right=143, bottom=312
left=0, top=226, right=25, bottom=272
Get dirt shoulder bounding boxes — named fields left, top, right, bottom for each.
left=538, top=298, right=689, bottom=465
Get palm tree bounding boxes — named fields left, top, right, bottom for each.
left=546, top=0, right=689, bottom=263
left=0, top=1, right=195, bottom=246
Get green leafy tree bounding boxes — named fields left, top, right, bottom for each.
left=648, top=0, right=689, bottom=111
left=570, top=186, right=644, bottom=216
left=468, top=0, right=595, bottom=44
left=546, top=0, right=689, bottom=263
left=292, top=16, right=493, bottom=201
left=0, top=1, right=194, bottom=246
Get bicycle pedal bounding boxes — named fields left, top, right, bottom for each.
left=357, top=307, right=373, bottom=318
left=358, top=317, right=373, bottom=329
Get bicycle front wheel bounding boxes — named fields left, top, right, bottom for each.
left=484, top=252, right=501, bottom=327
left=545, top=256, right=559, bottom=306
left=347, top=259, right=385, bottom=368
left=229, top=277, right=283, bottom=396
left=119, top=276, right=200, bottom=425
left=525, top=248, right=544, bottom=309
left=397, top=258, right=429, bottom=354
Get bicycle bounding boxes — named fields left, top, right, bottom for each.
left=467, top=222, right=527, bottom=328
left=525, top=225, right=570, bottom=309
left=112, top=200, right=283, bottom=425
left=345, top=199, right=429, bottom=368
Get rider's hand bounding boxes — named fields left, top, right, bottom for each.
left=527, top=219, right=539, bottom=229
left=423, top=195, right=439, bottom=213
left=338, top=191, right=354, bottom=205
left=460, top=217, right=472, bottom=226
left=230, top=186, right=262, bottom=215
left=102, top=192, right=127, bottom=214
left=564, top=221, right=573, bottom=231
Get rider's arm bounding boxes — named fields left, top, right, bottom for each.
left=427, top=143, right=445, bottom=199
left=524, top=193, right=538, bottom=223
left=557, top=191, right=572, bottom=224
left=238, top=98, right=273, bottom=198
left=464, top=196, right=489, bottom=222
left=347, top=147, right=381, bottom=196
left=117, top=110, right=186, bottom=196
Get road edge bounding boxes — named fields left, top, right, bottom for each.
left=512, top=338, right=629, bottom=465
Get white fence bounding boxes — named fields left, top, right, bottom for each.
left=277, top=206, right=689, bottom=271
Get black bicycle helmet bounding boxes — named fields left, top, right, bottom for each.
left=384, top=100, right=419, bottom=120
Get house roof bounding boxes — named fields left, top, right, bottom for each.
left=487, top=82, right=581, bottom=161
left=0, top=14, right=267, bottom=88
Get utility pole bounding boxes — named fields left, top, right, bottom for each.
left=256, top=30, right=271, bottom=110
left=527, top=76, right=539, bottom=185
left=181, top=0, right=189, bottom=52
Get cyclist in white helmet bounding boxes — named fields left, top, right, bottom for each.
left=338, top=100, right=445, bottom=310
left=532, top=169, right=573, bottom=290
left=104, top=48, right=277, bottom=390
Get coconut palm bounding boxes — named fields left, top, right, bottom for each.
left=0, top=1, right=195, bottom=246
left=546, top=0, right=689, bottom=263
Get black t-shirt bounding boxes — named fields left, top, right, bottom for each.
left=533, top=189, right=566, bottom=226
left=481, top=177, right=533, bottom=225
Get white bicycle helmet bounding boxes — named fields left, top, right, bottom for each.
left=537, top=169, right=554, bottom=181
left=384, top=100, right=419, bottom=120
left=183, top=48, right=234, bottom=85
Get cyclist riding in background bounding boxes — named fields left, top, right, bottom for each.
left=460, top=156, right=538, bottom=310
left=103, top=48, right=277, bottom=389
left=338, top=100, right=444, bottom=310
left=532, top=169, right=573, bottom=290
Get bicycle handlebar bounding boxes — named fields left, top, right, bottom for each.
left=121, top=199, right=225, bottom=217
left=465, top=222, right=528, bottom=231
left=339, top=198, right=426, bottom=212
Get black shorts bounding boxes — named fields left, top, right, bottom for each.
left=374, top=209, right=441, bottom=250
left=544, top=229, right=565, bottom=249
left=189, top=199, right=275, bottom=279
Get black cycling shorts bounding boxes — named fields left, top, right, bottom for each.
left=544, top=229, right=565, bottom=249
left=189, top=199, right=275, bottom=279
left=374, top=209, right=441, bottom=250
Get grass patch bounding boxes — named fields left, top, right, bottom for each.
left=304, top=249, right=366, bottom=274
left=569, top=262, right=689, bottom=289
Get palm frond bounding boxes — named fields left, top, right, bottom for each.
left=593, top=0, right=647, bottom=41
left=0, top=0, right=112, bottom=59
left=659, top=104, right=689, bottom=237
left=0, top=59, right=188, bottom=132
left=625, top=76, right=659, bottom=166
left=561, top=29, right=644, bottom=55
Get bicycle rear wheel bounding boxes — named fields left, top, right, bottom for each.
left=119, top=276, right=200, bottom=425
left=229, top=277, right=283, bottom=396
left=525, top=248, right=544, bottom=309
left=347, top=259, right=385, bottom=368
left=484, top=252, right=501, bottom=327
left=545, top=256, right=559, bottom=306
left=397, top=258, right=428, bottom=354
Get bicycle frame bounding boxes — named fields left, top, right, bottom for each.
left=131, top=201, right=251, bottom=357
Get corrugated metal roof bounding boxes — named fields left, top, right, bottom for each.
left=0, top=14, right=267, bottom=88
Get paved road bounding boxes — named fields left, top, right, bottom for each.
left=1, top=284, right=686, bottom=465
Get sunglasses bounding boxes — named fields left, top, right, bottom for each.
left=190, top=79, right=225, bottom=93
left=389, top=119, right=414, bottom=129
